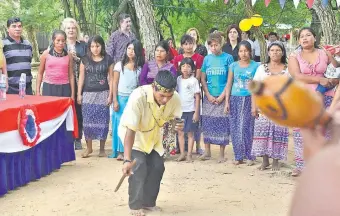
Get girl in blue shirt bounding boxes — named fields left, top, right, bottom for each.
left=224, top=41, right=259, bottom=165
left=200, top=32, right=234, bottom=163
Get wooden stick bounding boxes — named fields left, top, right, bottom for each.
left=114, top=159, right=137, bottom=192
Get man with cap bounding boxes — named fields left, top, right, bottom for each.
left=118, top=70, right=183, bottom=216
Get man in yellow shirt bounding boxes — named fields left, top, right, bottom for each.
left=118, top=70, right=183, bottom=216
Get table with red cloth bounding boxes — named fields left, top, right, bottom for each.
left=0, top=95, right=78, bottom=196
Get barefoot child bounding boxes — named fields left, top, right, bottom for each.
left=200, top=32, right=234, bottom=163
left=224, top=41, right=259, bottom=166
left=77, top=35, right=113, bottom=158
left=176, top=58, right=201, bottom=162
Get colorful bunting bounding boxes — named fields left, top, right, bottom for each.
left=279, top=0, right=286, bottom=8
left=252, top=0, right=257, bottom=6
left=321, top=0, right=328, bottom=7
left=293, top=0, right=300, bottom=8
left=265, top=0, right=271, bottom=7
left=306, top=0, right=314, bottom=8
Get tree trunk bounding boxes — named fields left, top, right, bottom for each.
left=75, top=0, right=89, bottom=34
left=128, top=1, right=141, bottom=40
left=310, top=8, right=322, bottom=45
left=26, top=27, right=39, bottom=62
left=244, top=0, right=267, bottom=63
left=61, top=0, right=73, bottom=18
left=133, top=0, right=159, bottom=60
left=162, top=13, right=176, bottom=48
left=312, top=0, right=340, bottom=44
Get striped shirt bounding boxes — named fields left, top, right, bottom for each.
left=2, top=36, right=32, bottom=91
left=106, top=30, right=135, bottom=64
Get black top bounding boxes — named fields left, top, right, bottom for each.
left=222, top=43, right=239, bottom=61
left=82, top=55, right=113, bottom=92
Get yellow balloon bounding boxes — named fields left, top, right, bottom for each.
left=251, top=14, right=263, bottom=27
left=239, top=19, right=252, bottom=32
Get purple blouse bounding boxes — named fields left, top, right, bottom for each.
left=139, top=60, right=177, bottom=85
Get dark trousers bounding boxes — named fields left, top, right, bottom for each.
left=7, top=83, right=33, bottom=95
left=74, top=82, right=83, bottom=140
left=128, top=150, right=165, bottom=210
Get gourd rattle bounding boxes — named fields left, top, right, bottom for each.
left=249, top=76, right=331, bottom=128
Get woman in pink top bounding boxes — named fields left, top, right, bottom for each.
left=288, top=27, right=340, bottom=177
left=36, top=30, right=75, bottom=99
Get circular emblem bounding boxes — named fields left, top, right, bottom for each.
left=17, top=105, right=41, bottom=147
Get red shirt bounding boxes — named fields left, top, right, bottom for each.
left=172, top=53, right=204, bottom=72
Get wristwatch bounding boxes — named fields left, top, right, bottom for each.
left=123, top=159, right=132, bottom=164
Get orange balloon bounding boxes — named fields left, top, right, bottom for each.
left=239, top=19, right=252, bottom=32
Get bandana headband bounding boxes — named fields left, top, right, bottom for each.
left=152, top=81, right=174, bottom=93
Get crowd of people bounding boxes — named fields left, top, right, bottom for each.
left=1, top=13, right=340, bottom=216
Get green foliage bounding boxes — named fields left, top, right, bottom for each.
left=0, top=0, right=63, bottom=32
left=158, top=0, right=312, bottom=44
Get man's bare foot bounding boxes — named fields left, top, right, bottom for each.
left=81, top=149, right=93, bottom=158
left=98, top=150, right=107, bottom=157
left=130, top=209, right=145, bottom=216
left=217, top=157, right=226, bottom=163
left=233, top=160, right=244, bottom=165
left=199, top=152, right=211, bottom=161
left=143, top=206, right=162, bottom=212
left=247, top=160, right=255, bottom=166
left=272, top=159, right=280, bottom=171
left=176, top=154, right=186, bottom=162
left=258, top=160, right=270, bottom=171
left=186, top=154, right=193, bottom=163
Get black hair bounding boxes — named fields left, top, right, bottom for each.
left=226, top=24, right=242, bottom=44
left=268, top=32, right=278, bottom=37
left=52, top=30, right=67, bottom=42
left=166, top=37, right=172, bottom=42
left=179, top=57, right=196, bottom=75
left=266, top=42, right=287, bottom=64
left=298, top=27, right=319, bottom=48
left=238, top=40, right=252, bottom=59
left=87, top=35, right=106, bottom=58
left=155, top=40, right=170, bottom=53
left=209, top=27, right=218, bottom=34
left=118, top=13, right=130, bottom=23
left=154, top=70, right=177, bottom=91
left=7, top=17, right=21, bottom=28
left=243, top=31, right=251, bottom=36
left=180, top=34, right=194, bottom=45
left=121, top=39, right=145, bottom=72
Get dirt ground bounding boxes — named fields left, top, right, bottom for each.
left=0, top=139, right=296, bottom=216
left=0, top=69, right=296, bottom=215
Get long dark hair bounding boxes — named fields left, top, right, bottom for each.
left=121, top=39, right=145, bottom=72
left=297, top=27, right=319, bottom=49
left=266, top=42, right=287, bottom=64
left=87, top=35, right=106, bottom=59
